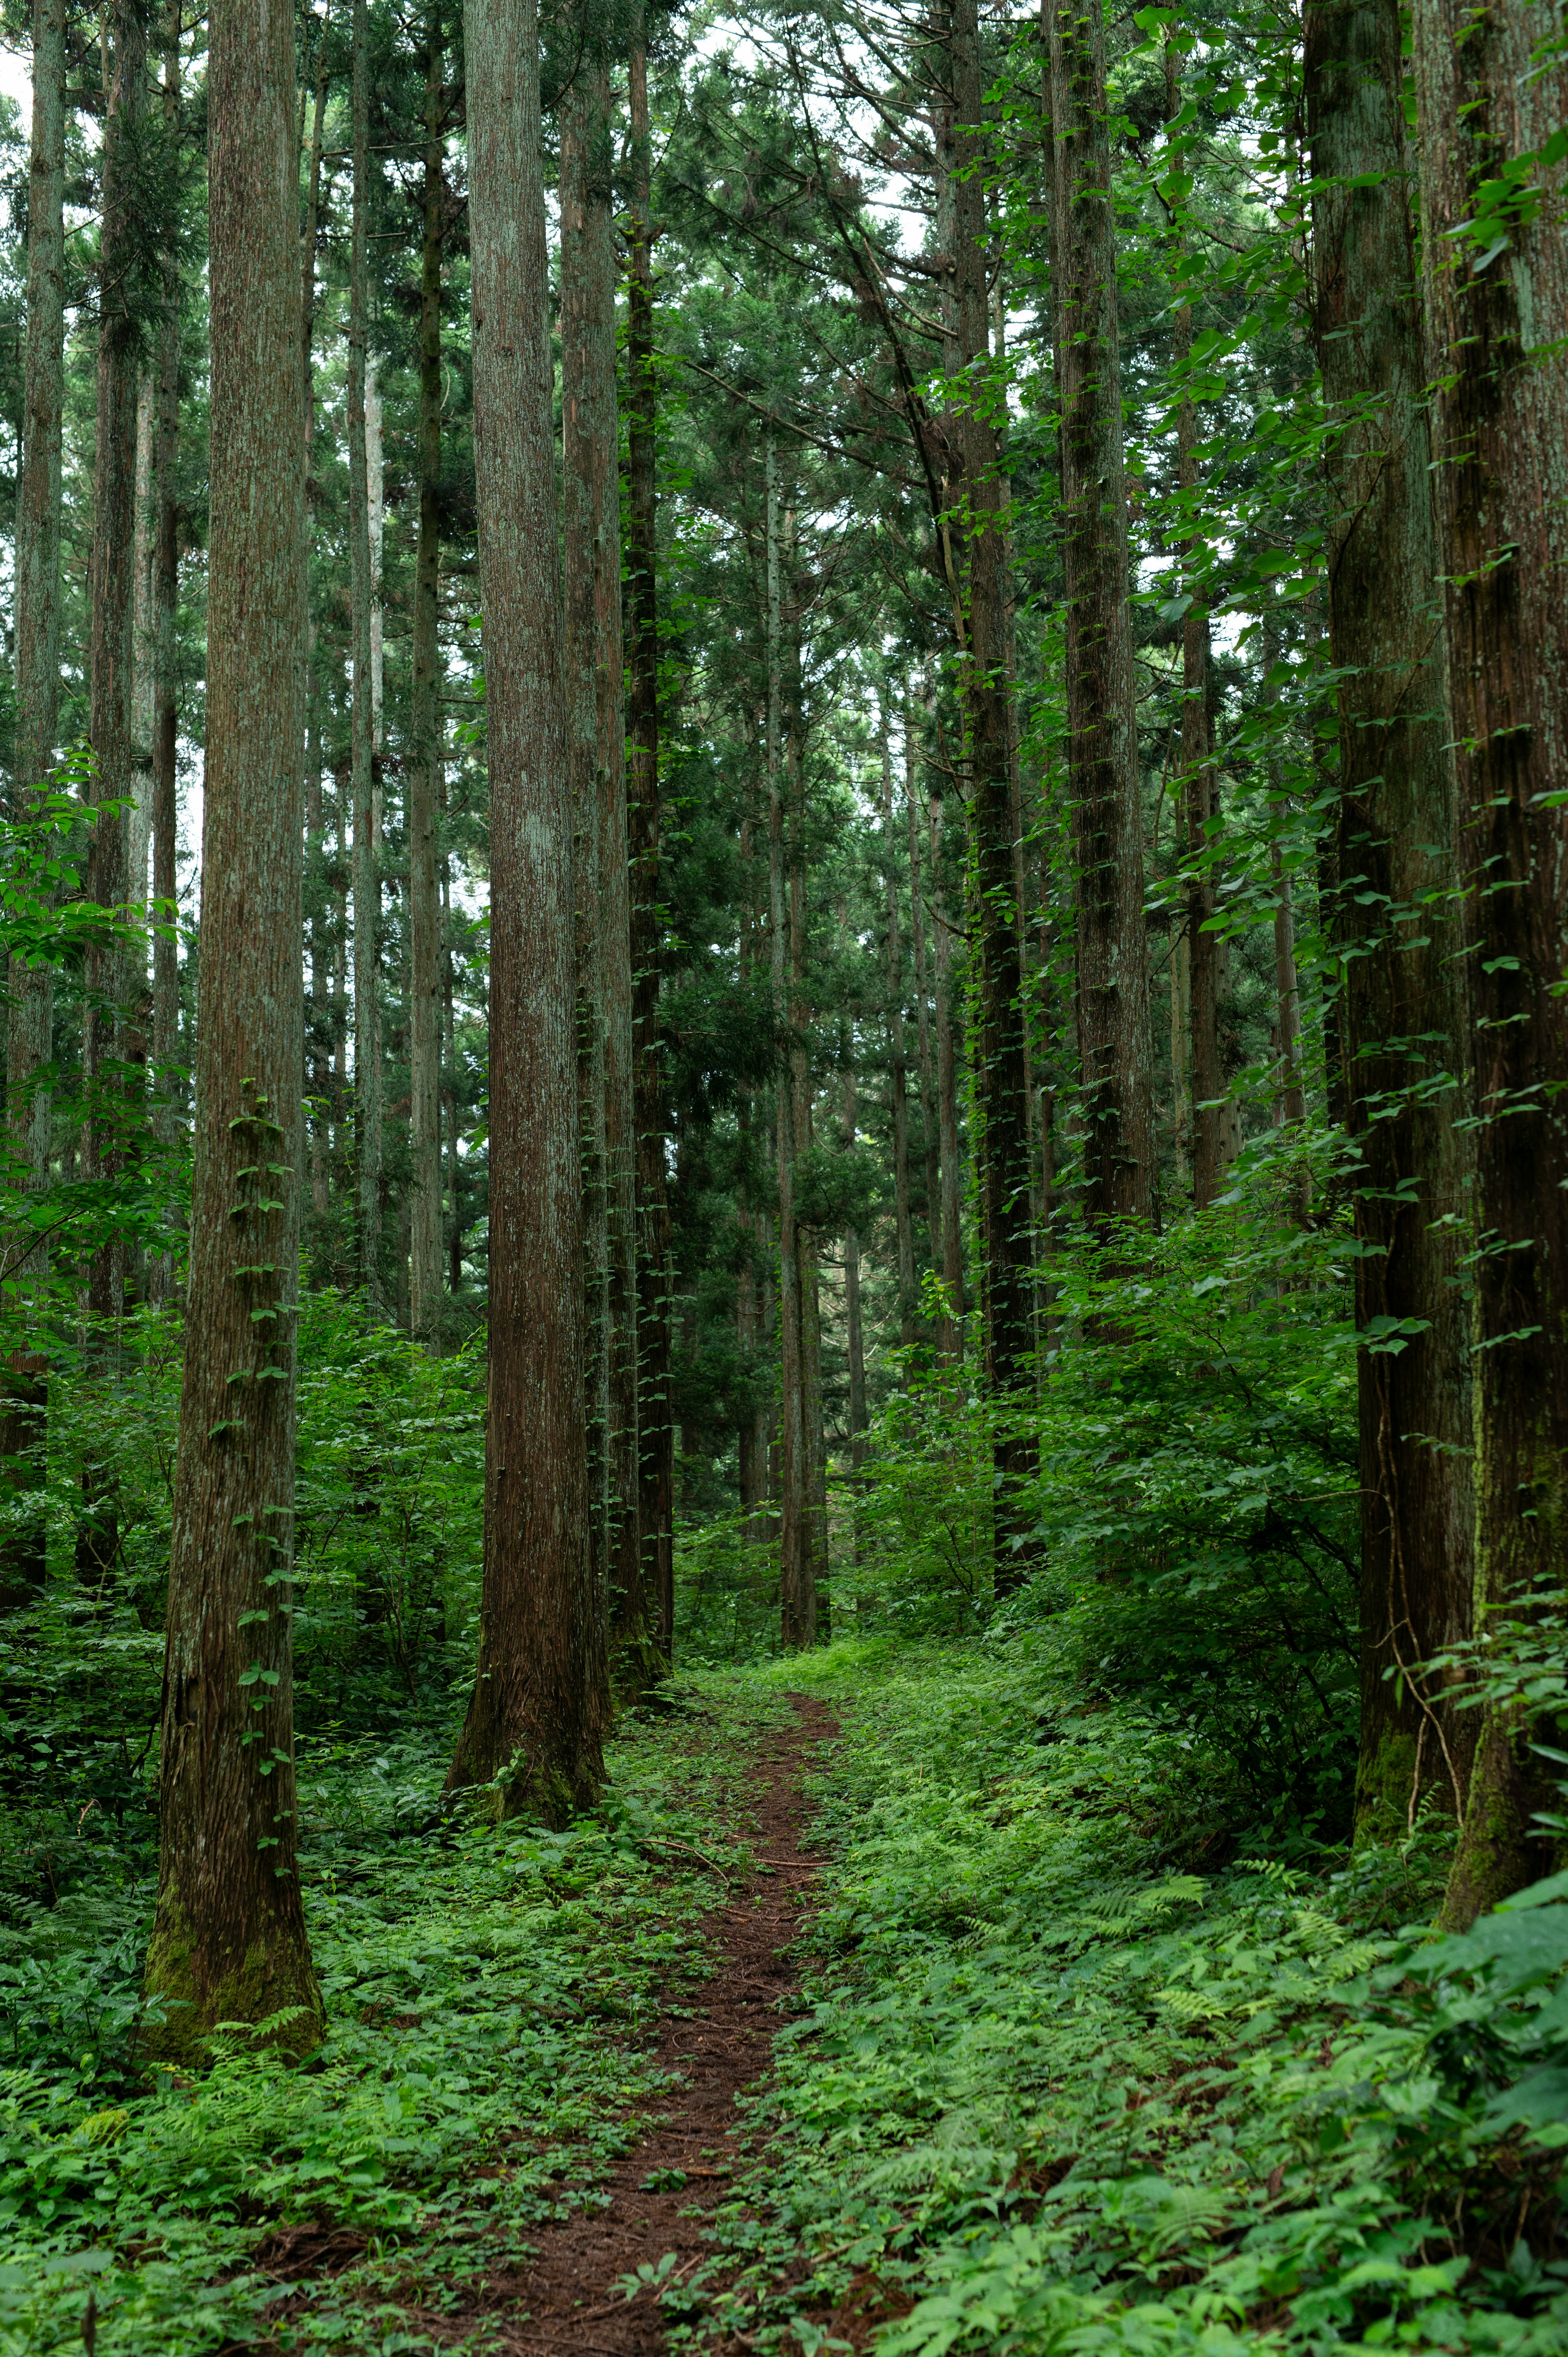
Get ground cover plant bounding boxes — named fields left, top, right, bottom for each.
left=649, top=1646, right=1568, bottom=2357
left=0, top=1697, right=774, bottom=2355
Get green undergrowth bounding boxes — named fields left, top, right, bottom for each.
left=0, top=1688, right=798, bottom=2356
left=654, top=1640, right=1568, bottom=2357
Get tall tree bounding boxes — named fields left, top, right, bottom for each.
left=879, top=712, right=916, bottom=1349
left=951, top=0, right=1036, bottom=1581
left=149, top=2, right=183, bottom=1205
left=408, top=0, right=445, bottom=1347
left=143, top=0, right=321, bottom=2055
left=1048, top=0, right=1155, bottom=1233
left=348, top=0, right=382, bottom=1302
left=1164, top=41, right=1226, bottom=1211
left=6, top=0, right=67, bottom=1274
left=1408, top=0, right=1568, bottom=1925
left=445, top=0, right=607, bottom=1818
left=769, top=447, right=811, bottom=1648
left=627, top=0, right=674, bottom=1659
left=562, top=31, right=646, bottom=1672
left=1306, top=0, right=1475, bottom=1842
left=83, top=0, right=149, bottom=1323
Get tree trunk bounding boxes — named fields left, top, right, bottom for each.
left=842, top=1063, right=866, bottom=1564
left=1163, top=40, right=1225, bottom=1212
left=6, top=0, right=66, bottom=1301
left=561, top=50, right=620, bottom=1635
left=348, top=0, right=381, bottom=1304
left=626, top=5, right=673, bottom=1662
left=1406, top=0, right=1568, bottom=1924
left=1306, top=0, right=1476, bottom=1850
left=129, top=370, right=155, bottom=920
left=769, top=449, right=808, bottom=1650
left=930, top=771, right=964, bottom=1360
left=150, top=7, right=181, bottom=1179
left=581, top=52, right=641, bottom=1683
left=880, top=715, right=916, bottom=1347
left=952, top=0, right=1035, bottom=1585
left=1049, top=0, right=1155, bottom=1233
left=408, top=2, right=444, bottom=1349
left=445, top=0, right=606, bottom=1820
left=905, top=696, right=941, bottom=1280
left=802, top=1230, right=828, bottom=1636
left=83, top=0, right=147, bottom=1327
left=1270, top=845, right=1305, bottom=1130
left=143, top=0, right=320, bottom=2059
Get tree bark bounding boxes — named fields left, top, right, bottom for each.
left=348, top=0, right=381, bottom=1304
left=952, top=0, right=1035, bottom=1585
left=445, top=0, right=606, bottom=1820
left=1049, top=0, right=1155, bottom=1233
left=150, top=7, right=181, bottom=1186
left=561, top=61, right=609, bottom=1608
left=880, top=714, right=916, bottom=1347
left=1163, top=39, right=1225, bottom=1212
left=626, top=5, right=673, bottom=1661
left=408, top=0, right=444, bottom=1349
left=842, top=1061, right=866, bottom=1563
left=143, top=0, right=320, bottom=2059
left=1306, top=0, right=1476, bottom=1849
left=83, top=0, right=148, bottom=1326
left=6, top=0, right=67, bottom=1302
left=582, top=51, right=641, bottom=1682
left=769, top=449, right=808, bottom=1650
left=1406, top=0, right=1568, bottom=1924
left=929, top=769, right=964, bottom=1361
left=905, top=696, right=941, bottom=1281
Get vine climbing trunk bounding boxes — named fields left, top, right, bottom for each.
left=143, top=0, right=321, bottom=2058
left=1307, top=0, right=1476, bottom=1846
left=445, top=0, right=606, bottom=1822
left=1407, top=0, right=1568, bottom=1925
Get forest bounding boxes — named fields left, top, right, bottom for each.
left=1, top=0, right=1567, bottom=2346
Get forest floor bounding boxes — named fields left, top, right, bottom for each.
left=7, top=1638, right=1568, bottom=2357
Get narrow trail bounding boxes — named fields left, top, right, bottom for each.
left=460, top=1694, right=837, bottom=2355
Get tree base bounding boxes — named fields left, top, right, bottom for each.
left=141, top=1886, right=325, bottom=2067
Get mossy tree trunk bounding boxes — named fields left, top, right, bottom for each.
left=143, top=0, right=320, bottom=2060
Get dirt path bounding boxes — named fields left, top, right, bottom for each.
left=466, top=1694, right=836, bottom=2355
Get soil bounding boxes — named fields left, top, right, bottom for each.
left=457, top=1692, right=840, bottom=2355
